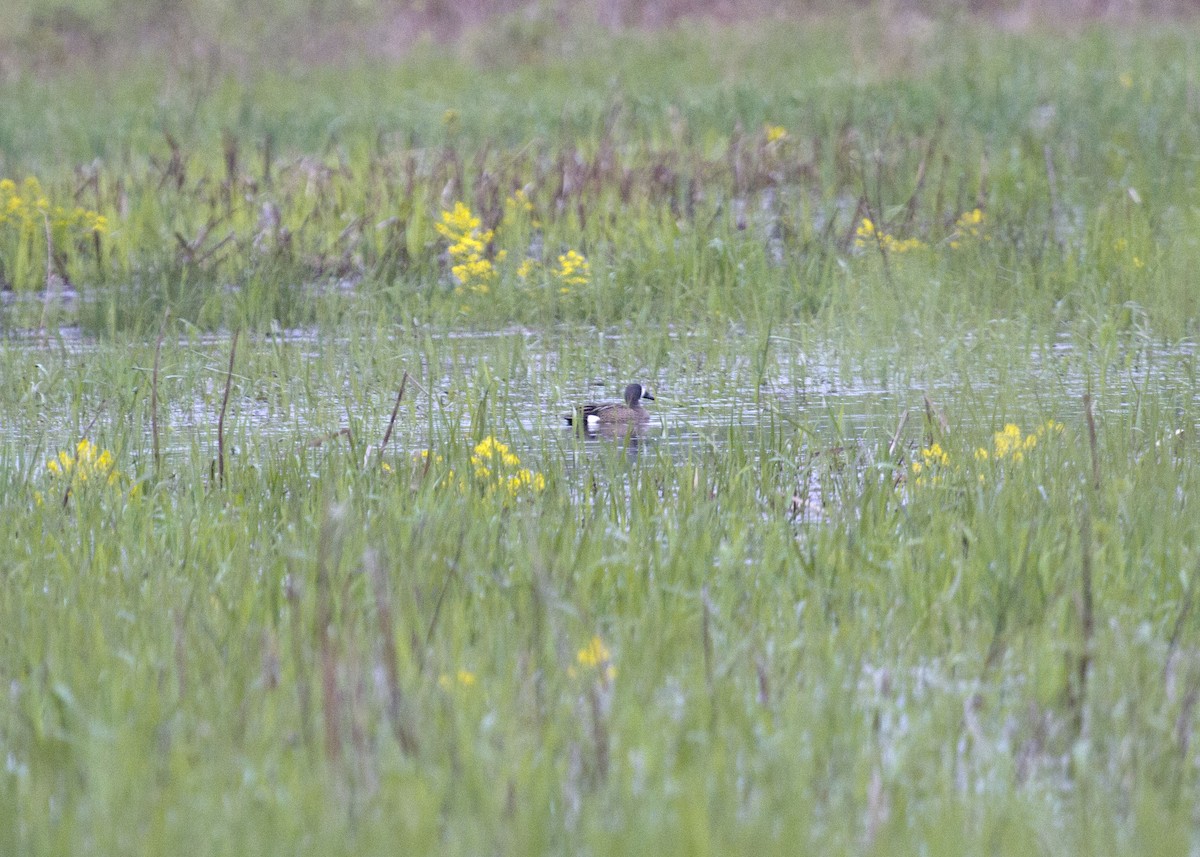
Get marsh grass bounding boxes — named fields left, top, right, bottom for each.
left=1, top=315, right=1198, bottom=853
left=3, top=22, right=1200, bottom=338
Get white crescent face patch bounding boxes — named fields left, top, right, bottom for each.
left=586, top=414, right=601, bottom=426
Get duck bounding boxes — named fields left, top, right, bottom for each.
left=564, top=383, right=655, bottom=428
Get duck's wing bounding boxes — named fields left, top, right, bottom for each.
left=564, top=402, right=612, bottom=426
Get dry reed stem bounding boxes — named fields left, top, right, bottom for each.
left=38, top=212, right=56, bottom=343
left=366, top=549, right=419, bottom=756
left=152, top=310, right=169, bottom=473
left=701, top=584, right=715, bottom=728
left=1165, top=571, right=1197, bottom=676
left=922, top=394, right=948, bottom=443
left=1083, top=391, right=1100, bottom=490
left=217, top=330, right=239, bottom=487
left=371, top=370, right=409, bottom=468
left=586, top=684, right=610, bottom=782
left=1069, top=503, right=1095, bottom=744
left=284, top=574, right=315, bottom=754
left=1044, top=145, right=1062, bottom=246
left=317, top=505, right=343, bottom=763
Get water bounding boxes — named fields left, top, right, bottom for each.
left=2, top=325, right=1198, bottom=476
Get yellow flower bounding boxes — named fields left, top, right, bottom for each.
left=517, top=258, right=538, bottom=280
left=910, top=442, right=951, bottom=487
left=571, top=635, right=617, bottom=681
left=41, top=438, right=132, bottom=503
left=438, top=202, right=498, bottom=293
left=855, top=217, right=925, bottom=254
left=555, top=249, right=590, bottom=287
left=980, top=421, right=1059, bottom=465
left=438, top=669, right=477, bottom=690
left=948, top=208, right=988, bottom=248
left=764, top=124, right=787, bottom=143
left=506, top=189, right=534, bottom=213
left=922, top=443, right=949, bottom=467
left=465, top=436, right=546, bottom=498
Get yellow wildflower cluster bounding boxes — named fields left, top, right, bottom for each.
left=555, top=249, right=590, bottom=290
left=569, top=635, right=617, bottom=682
left=0, top=177, right=108, bottom=236
left=1, top=177, right=108, bottom=290
left=975, top=420, right=1064, bottom=464
left=516, top=257, right=539, bottom=280
left=515, top=248, right=589, bottom=295
left=505, top=188, right=534, bottom=216
left=470, top=435, right=546, bottom=497
left=764, top=124, right=788, bottom=143
left=46, top=439, right=120, bottom=484
left=907, top=421, right=1064, bottom=492
left=1112, top=237, right=1145, bottom=269
left=949, top=208, right=989, bottom=249
left=438, top=669, right=477, bottom=690
left=503, top=188, right=541, bottom=233
left=436, top=202, right=503, bottom=295
left=855, top=218, right=925, bottom=254
left=910, top=442, right=951, bottom=487
left=408, top=439, right=545, bottom=500
left=36, top=439, right=134, bottom=506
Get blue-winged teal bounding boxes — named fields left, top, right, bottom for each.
left=564, top=383, right=655, bottom=427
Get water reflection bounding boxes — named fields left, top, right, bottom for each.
left=568, top=421, right=655, bottom=463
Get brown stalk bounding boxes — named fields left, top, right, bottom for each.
left=922, top=394, right=948, bottom=444
left=58, top=412, right=103, bottom=509
left=1069, top=504, right=1095, bottom=743
left=261, top=132, right=275, bottom=187
left=889, top=409, right=910, bottom=488
left=372, top=370, right=409, bottom=468
left=1083, top=391, right=1100, bottom=490
left=901, top=122, right=942, bottom=230
left=423, top=529, right=466, bottom=662
left=152, top=310, right=169, bottom=473
left=1044, top=145, right=1061, bottom=246
left=366, top=549, right=419, bottom=756
left=888, top=410, right=909, bottom=459
left=1163, top=562, right=1197, bottom=686
left=38, top=212, right=57, bottom=341
left=217, top=330, right=239, bottom=487
left=701, top=585, right=715, bottom=698
left=317, top=506, right=343, bottom=763
left=284, top=574, right=315, bottom=754
left=587, top=684, right=610, bottom=782
left=1177, top=676, right=1200, bottom=759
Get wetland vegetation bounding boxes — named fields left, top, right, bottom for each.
left=2, top=3, right=1200, bottom=854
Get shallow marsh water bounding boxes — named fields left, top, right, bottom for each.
left=2, top=323, right=1195, bottom=478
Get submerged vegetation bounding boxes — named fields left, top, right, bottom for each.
left=2, top=5, right=1200, bottom=856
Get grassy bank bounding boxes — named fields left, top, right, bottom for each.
left=2, top=18, right=1199, bottom=336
